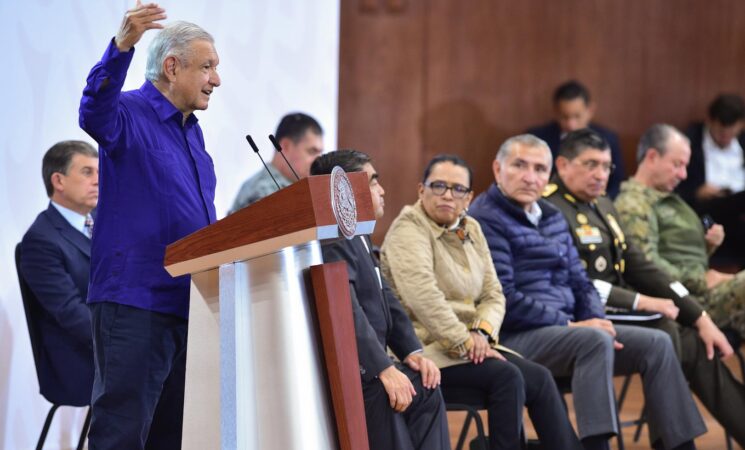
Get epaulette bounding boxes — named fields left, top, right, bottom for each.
left=543, top=183, right=558, bottom=197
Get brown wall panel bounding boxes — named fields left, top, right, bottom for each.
left=339, top=0, right=745, bottom=243
left=338, top=0, right=427, bottom=242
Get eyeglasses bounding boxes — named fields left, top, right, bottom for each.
left=425, top=181, right=471, bottom=199
left=576, top=159, right=616, bottom=174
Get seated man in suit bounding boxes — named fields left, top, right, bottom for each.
left=546, top=128, right=744, bottom=447
left=677, top=94, right=745, bottom=265
left=20, top=140, right=99, bottom=407
left=615, top=124, right=745, bottom=340
left=310, top=150, right=450, bottom=450
left=469, top=134, right=705, bottom=450
left=229, top=112, right=324, bottom=213
left=527, top=80, right=626, bottom=198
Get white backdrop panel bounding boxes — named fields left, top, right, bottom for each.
left=0, top=1, right=339, bottom=448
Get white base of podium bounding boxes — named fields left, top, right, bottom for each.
left=182, top=242, right=338, bottom=450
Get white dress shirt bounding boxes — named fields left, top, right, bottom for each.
left=703, top=128, right=745, bottom=192
left=51, top=201, right=89, bottom=237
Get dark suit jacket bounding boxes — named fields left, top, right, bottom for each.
left=20, top=203, right=94, bottom=406
left=527, top=121, right=626, bottom=198
left=677, top=122, right=745, bottom=205
left=321, top=236, right=422, bottom=383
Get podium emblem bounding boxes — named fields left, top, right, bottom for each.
left=330, top=166, right=358, bottom=239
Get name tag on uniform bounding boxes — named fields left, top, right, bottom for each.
left=575, top=225, right=602, bottom=244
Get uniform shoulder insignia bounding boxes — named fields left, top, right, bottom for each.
left=543, top=183, right=558, bottom=197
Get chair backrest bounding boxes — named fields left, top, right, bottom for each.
left=14, top=243, right=45, bottom=382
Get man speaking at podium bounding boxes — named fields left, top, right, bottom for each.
left=78, top=2, right=220, bottom=449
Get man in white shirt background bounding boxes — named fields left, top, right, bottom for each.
left=679, top=94, right=745, bottom=267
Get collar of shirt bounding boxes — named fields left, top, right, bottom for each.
left=524, top=201, right=543, bottom=226
left=704, top=126, right=741, bottom=152
left=140, top=80, right=199, bottom=127
left=50, top=201, right=88, bottom=236
left=702, top=126, right=745, bottom=191
left=412, top=199, right=467, bottom=240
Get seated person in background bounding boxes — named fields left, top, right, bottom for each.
left=311, top=150, right=450, bottom=450
left=678, top=94, right=745, bottom=265
left=469, top=134, right=705, bottom=450
left=547, top=129, right=744, bottom=447
left=615, top=124, right=745, bottom=340
left=229, top=112, right=323, bottom=213
left=20, top=140, right=99, bottom=407
left=381, top=154, right=582, bottom=450
left=527, top=80, right=626, bottom=198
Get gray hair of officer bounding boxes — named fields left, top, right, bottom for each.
left=636, top=124, right=689, bottom=163
left=496, top=134, right=552, bottom=166
left=145, top=21, right=214, bottom=82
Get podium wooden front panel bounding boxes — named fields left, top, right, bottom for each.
left=310, top=262, right=369, bottom=450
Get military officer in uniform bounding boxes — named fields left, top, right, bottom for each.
left=544, top=128, right=745, bottom=447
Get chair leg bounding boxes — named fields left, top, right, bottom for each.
left=36, top=404, right=60, bottom=450
left=455, top=411, right=473, bottom=450
left=616, top=374, right=633, bottom=412
left=725, top=431, right=734, bottom=450
left=471, top=411, right=488, bottom=450
left=77, top=407, right=92, bottom=450
left=633, top=406, right=646, bottom=443
left=736, top=349, right=745, bottom=380
left=615, top=409, right=626, bottom=450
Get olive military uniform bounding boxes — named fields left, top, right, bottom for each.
left=614, top=178, right=745, bottom=338
left=545, top=177, right=745, bottom=447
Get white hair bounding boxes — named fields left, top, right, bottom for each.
left=145, top=21, right=214, bottom=82
left=496, top=134, right=552, bottom=166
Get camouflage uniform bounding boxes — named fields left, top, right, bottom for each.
left=546, top=177, right=745, bottom=446
left=614, top=178, right=745, bottom=338
left=229, top=162, right=293, bottom=214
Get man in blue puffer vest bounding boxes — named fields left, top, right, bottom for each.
left=469, top=134, right=705, bottom=450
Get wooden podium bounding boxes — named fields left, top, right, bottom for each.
left=164, top=173, right=374, bottom=450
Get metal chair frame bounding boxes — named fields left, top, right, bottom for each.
left=446, top=402, right=489, bottom=450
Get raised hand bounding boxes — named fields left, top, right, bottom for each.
left=115, top=1, right=167, bottom=52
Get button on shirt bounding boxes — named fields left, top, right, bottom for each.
left=79, top=40, right=217, bottom=318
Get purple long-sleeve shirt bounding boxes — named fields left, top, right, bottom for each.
left=79, top=39, right=217, bottom=318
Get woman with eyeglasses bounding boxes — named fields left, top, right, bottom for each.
left=380, top=155, right=581, bottom=450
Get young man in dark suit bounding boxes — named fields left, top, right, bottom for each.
left=20, top=140, right=99, bottom=407
left=311, top=150, right=450, bottom=450
left=678, top=94, right=745, bottom=265
left=527, top=80, right=626, bottom=198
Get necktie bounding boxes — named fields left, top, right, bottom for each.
left=84, top=215, right=94, bottom=238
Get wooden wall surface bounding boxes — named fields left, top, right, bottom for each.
left=338, top=0, right=745, bottom=242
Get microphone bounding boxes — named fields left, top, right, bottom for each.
left=246, top=135, right=281, bottom=191
left=268, top=134, right=300, bottom=181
